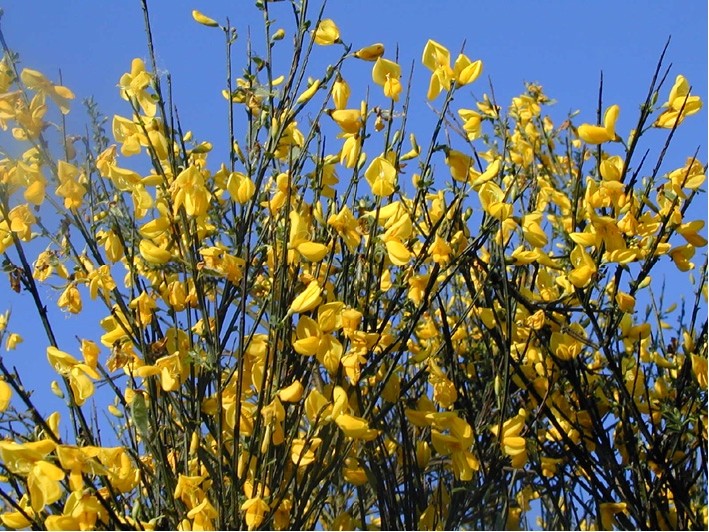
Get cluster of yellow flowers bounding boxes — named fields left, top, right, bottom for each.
left=0, top=8, right=706, bottom=531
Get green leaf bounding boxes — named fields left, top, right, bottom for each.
left=131, top=392, right=149, bottom=437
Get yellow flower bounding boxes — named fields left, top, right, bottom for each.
left=28, top=460, right=65, bottom=512
left=600, top=154, right=624, bottom=181
left=129, top=291, right=157, bottom=328
left=540, top=456, right=563, bottom=478
left=400, top=133, right=420, bottom=161
left=328, top=206, right=360, bottom=250
left=383, top=237, right=411, bottom=266
left=55, top=160, right=86, bottom=209
left=567, top=245, right=596, bottom=288
left=354, top=43, right=385, bottom=61
left=174, top=473, right=206, bottom=507
left=677, top=220, right=708, bottom=247
left=429, top=235, right=452, bottom=265
left=192, top=9, right=219, bottom=27
left=290, top=437, right=322, bottom=466
left=20, top=68, right=74, bottom=114
left=430, top=414, right=479, bottom=481
left=200, top=246, right=245, bottom=283
left=112, top=115, right=144, bottom=156
left=44, top=515, right=79, bottom=530
left=10, top=92, right=47, bottom=141
left=5, top=332, right=22, bottom=351
left=577, top=104, right=620, bottom=144
left=372, top=58, right=402, bottom=101
left=615, top=292, right=636, bottom=313
left=139, top=238, right=172, bottom=265
left=313, top=19, right=340, bottom=45
left=278, top=381, right=304, bottom=403
left=416, top=441, right=431, bottom=469
left=691, top=354, right=708, bottom=390
left=335, top=413, right=379, bottom=440
left=58, top=283, right=82, bottom=314
left=0, top=495, right=34, bottom=529
left=339, top=134, right=362, bottom=168
left=669, top=243, right=695, bottom=272
left=118, top=58, right=156, bottom=117
left=667, top=157, right=706, bottom=193
left=478, top=182, right=512, bottom=221
left=0, top=439, right=56, bottom=476
left=0, top=54, right=15, bottom=93
left=491, top=409, right=527, bottom=469
left=273, top=498, right=292, bottom=530
left=0, top=379, right=11, bottom=411
left=62, top=491, right=108, bottom=530
left=655, top=75, right=702, bottom=128
left=469, top=158, right=500, bottom=189
left=8, top=204, right=36, bottom=241
left=288, top=280, right=322, bottom=315
left=327, top=108, right=363, bottom=134
left=188, top=496, right=218, bottom=530
left=550, top=325, right=585, bottom=361
left=304, top=388, right=332, bottom=424
left=87, top=264, right=116, bottom=301
left=342, top=457, right=368, bottom=485
left=97, top=229, right=124, bottom=263
left=172, top=165, right=212, bottom=217
left=364, top=156, right=397, bottom=196
left=292, top=315, right=343, bottom=374
left=273, top=120, right=305, bottom=160
left=445, top=149, right=472, bottom=182
left=0, top=439, right=64, bottom=512
left=241, top=497, right=270, bottom=530
left=599, top=502, right=628, bottom=530
left=332, top=76, right=350, bottom=109
left=46, top=347, right=99, bottom=406
left=295, top=241, right=329, bottom=262
left=521, top=212, right=547, bottom=248
left=422, top=40, right=454, bottom=100
left=18, top=160, right=48, bottom=205
left=458, top=109, right=482, bottom=140
left=453, top=53, right=482, bottom=86
left=296, top=79, right=321, bottom=104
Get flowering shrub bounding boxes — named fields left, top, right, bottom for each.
left=0, top=1, right=706, bottom=530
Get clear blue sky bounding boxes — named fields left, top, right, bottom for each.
left=1, top=1, right=707, bottom=429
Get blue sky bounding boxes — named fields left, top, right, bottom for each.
left=1, top=1, right=707, bottom=433
left=4, top=1, right=707, bottom=152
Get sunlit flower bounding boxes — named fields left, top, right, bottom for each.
left=422, top=39, right=454, bottom=100
left=354, top=43, right=385, bottom=61
left=453, top=53, right=482, bottom=86
left=171, top=165, right=212, bottom=217
left=5, top=332, right=22, bottom=351
left=192, top=9, right=219, bottom=27
left=20, top=68, right=74, bottom=114
left=118, top=58, right=156, bottom=116
left=655, top=75, right=702, bottom=128
left=491, top=408, right=527, bottom=469
left=577, top=104, right=620, bottom=144
left=332, top=75, right=351, bottom=109
left=58, top=283, right=82, bottom=314
left=288, top=280, right=323, bottom=315
left=54, top=160, right=86, bottom=209
left=328, top=108, right=363, bottom=134
left=313, top=19, right=340, bottom=45
left=242, top=496, right=270, bottom=530
left=0, top=379, right=11, bottom=411
left=372, top=58, right=402, bottom=101
left=365, top=156, right=397, bottom=196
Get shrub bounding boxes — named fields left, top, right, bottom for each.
left=0, top=1, right=706, bottom=530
